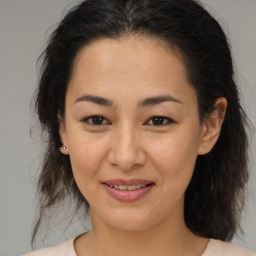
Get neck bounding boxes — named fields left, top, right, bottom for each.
left=75, top=207, right=209, bottom=256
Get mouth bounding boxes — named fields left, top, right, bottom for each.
left=102, top=179, right=155, bottom=189
left=102, top=179, right=155, bottom=202
left=104, top=183, right=153, bottom=191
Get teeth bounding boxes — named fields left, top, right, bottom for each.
left=128, top=185, right=136, bottom=190
left=109, top=184, right=147, bottom=190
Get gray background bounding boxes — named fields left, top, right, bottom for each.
left=0, top=0, right=255, bottom=255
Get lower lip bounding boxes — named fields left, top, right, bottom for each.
left=103, top=184, right=154, bottom=202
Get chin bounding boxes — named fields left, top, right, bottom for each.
left=103, top=210, right=159, bottom=232
left=110, top=221, right=151, bottom=232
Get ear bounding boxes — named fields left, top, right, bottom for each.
left=198, top=97, right=227, bottom=155
left=59, top=117, right=69, bottom=155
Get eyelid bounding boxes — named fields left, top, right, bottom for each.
left=82, top=115, right=110, bottom=125
left=144, top=116, right=176, bottom=126
left=81, top=115, right=176, bottom=126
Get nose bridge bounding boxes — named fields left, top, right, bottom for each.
left=108, top=121, right=146, bottom=170
left=115, top=121, right=138, bottom=160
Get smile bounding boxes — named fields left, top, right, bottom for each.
left=102, top=179, right=155, bottom=202
left=107, top=184, right=147, bottom=190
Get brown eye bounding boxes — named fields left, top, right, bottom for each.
left=152, top=117, right=165, bottom=125
left=91, top=116, right=104, bottom=125
left=83, top=115, right=109, bottom=125
left=146, top=116, right=174, bottom=126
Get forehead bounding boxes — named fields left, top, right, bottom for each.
left=68, top=36, right=195, bottom=104
left=73, top=36, right=186, bottom=77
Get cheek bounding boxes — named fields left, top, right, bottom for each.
left=148, top=135, right=198, bottom=209
left=67, top=134, right=108, bottom=192
left=148, top=128, right=200, bottom=184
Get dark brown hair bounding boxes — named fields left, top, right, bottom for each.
left=33, top=0, right=249, bottom=244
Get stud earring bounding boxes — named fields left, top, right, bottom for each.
left=60, top=145, right=67, bottom=150
left=204, top=145, right=207, bottom=149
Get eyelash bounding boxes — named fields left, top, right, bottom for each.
left=82, top=115, right=109, bottom=126
left=82, top=115, right=176, bottom=127
left=145, top=116, right=175, bottom=126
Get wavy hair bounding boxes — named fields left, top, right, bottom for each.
left=33, top=0, right=249, bottom=244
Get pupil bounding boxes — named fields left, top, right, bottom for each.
left=153, top=117, right=163, bottom=125
left=92, top=116, right=103, bottom=125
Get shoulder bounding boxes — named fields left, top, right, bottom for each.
left=203, top=239, right=256, bottom=256
left=22, top=237, right=77, bottom=256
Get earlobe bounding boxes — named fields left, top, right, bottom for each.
left=59, top=119, right=69, bottom=155
left=198, top=97, right=227, bottom=155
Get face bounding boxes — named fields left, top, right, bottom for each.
left=60, top=36, right=206, bottom=231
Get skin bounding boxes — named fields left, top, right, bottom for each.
left=59, top=36, right=227, bottom=256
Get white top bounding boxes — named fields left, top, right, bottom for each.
left=23, top=237, right=256, bottom=256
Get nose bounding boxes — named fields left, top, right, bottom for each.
left=107, top=123, right=146, bottom=171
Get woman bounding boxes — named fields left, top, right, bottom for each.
left=24, top=0, right=255, bottom=255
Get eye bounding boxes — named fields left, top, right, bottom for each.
left=82, top=115, right=109, bottom=125
left=146, top=116, right=175, bottom=126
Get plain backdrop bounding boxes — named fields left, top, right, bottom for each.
left=0, top=0, right=255, bottom=255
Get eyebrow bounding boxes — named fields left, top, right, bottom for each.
left=74, top=95, right=114, bottom=106
left=138, top=95, right=182, bottom=107
left=74, top=94, right=182, bottom=107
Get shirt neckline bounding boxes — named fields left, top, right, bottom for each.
left=70, top=235, right=213, bottom=256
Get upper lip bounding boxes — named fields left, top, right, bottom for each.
left=102, top=179, right=155, bottom=186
